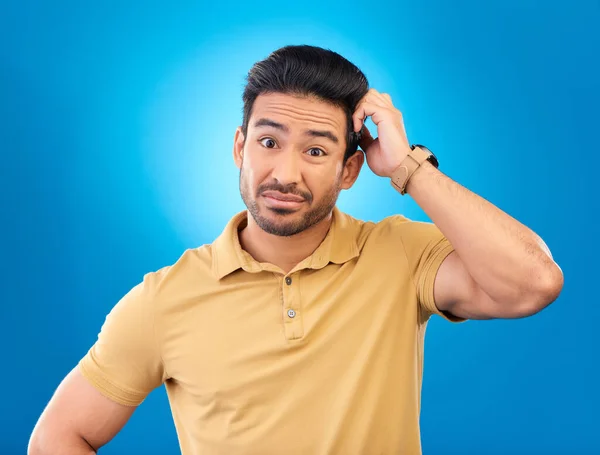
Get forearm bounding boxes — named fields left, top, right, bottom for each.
left=405, top=161, right=563, bottom=305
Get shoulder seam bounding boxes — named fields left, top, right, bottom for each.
left=395, top=222, right=417, bottom=293
left=150, top=274, right=169, bottom=381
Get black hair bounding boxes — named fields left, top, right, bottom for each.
left=242, top=45, right=369, bottom=162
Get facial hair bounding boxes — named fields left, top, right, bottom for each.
left=239, top=167, right=342, bottom=237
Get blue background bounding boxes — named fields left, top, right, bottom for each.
left=1, top=1, right=598, bottom=454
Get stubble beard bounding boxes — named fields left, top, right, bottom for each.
left=239, top=168, right=341, bottom=237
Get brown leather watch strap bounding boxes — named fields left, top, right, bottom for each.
left=390, top=146, right=433, bottom=195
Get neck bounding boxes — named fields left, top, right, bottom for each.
left=239, top=212, right=333, bottom=274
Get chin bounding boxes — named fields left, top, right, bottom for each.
left=264, top=206, right=302, bottom=216
left=253, top=206, right=309, bottom=237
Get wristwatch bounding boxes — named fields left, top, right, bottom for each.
left=390, top=144, right=439, bottom=195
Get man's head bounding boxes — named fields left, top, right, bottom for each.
left=234, top=45, right=369, bottom=237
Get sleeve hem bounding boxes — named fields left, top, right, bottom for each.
left=78, top=358, right=146, bottom=407
left=421, top=242, right=467, bottom=323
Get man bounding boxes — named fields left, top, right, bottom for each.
left=29, top=45, right=563, bottom=454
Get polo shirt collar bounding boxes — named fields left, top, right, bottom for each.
left=211, top=206, right=359, bottom=279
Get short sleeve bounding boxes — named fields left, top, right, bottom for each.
left=396, top=218, right=465, bottom=323
left=78, top=274, right=167, bottom=406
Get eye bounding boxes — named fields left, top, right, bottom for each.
left=307, top=148, right=326, bottom=157
left=259, top=138, right=277, bottom=148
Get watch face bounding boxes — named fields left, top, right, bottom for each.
left=412, top=144, right=439, bottom=168
left=427, top=153, right=439, bottom=168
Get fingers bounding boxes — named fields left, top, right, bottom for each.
left=352, top=88, right=396, bottom=131
left=353, top=101, right=395, bottom=132
left=365, top=88, right=394, bottom=107
left=358, top=125, right=375, bottom=151
left=382, top=93, right=393, bottom=105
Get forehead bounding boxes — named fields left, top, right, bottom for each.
left=250, top=93, right=346, bottom=133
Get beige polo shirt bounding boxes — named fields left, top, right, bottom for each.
left=79, top=206, right=461, bottom=454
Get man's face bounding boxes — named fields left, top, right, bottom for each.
left=234, top=93, right=360, bottom=237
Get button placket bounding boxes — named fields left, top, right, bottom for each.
left=282, top=274, right=303, bottom=340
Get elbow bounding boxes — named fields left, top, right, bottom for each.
left=519, top=262, right=564, bottom=317
left=536, top=262, right=564, bottom=308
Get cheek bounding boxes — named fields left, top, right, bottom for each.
left=242, top=153, right=269, bottom=187
left=305, top=164, right=342, bottom=194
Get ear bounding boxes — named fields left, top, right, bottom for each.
left=340, top=150, right=365, bottom=190
left=233, top=127, right=245, bottom=169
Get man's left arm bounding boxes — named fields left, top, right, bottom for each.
left=354, top=88, right=564, bottom=320
left=406, top=160, right=563, bottom=320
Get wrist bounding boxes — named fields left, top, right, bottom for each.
left=404, top=160, right=437, bottom=196
left=389, top=145, right=439, bottom=195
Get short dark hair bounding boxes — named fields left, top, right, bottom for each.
left=242, top=45, right=369, bottom=162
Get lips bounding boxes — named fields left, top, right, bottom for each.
left=262, top=191, right=305, bottom=202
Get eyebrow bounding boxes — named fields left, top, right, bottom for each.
left=253, top=117, right=339, bottom=144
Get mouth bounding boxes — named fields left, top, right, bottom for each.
left=262, top=191, right=306, bottom=210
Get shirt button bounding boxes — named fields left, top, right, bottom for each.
left=287, top=309, right=296, bottom=318
left=285, top=277, right=292, bottom=285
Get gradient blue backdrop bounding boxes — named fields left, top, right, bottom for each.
left=1, top=1, right=598, bottom=454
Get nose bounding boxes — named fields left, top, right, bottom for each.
left=271, top=150, right=302, bottom=186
